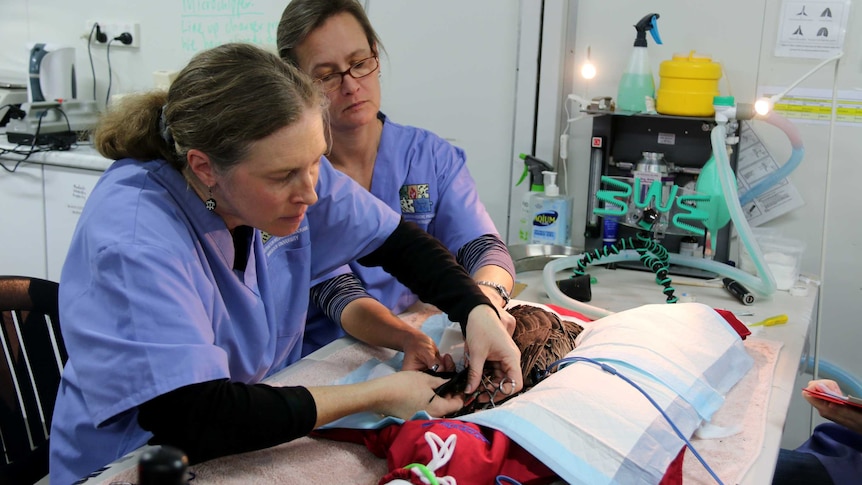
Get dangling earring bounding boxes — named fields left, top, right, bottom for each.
left=205, top=186, right=217, bottom=211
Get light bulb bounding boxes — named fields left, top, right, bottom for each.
left=579, top=45, right=597, bottom=80
left=581, top=62, right=597, bottom=80
left=754, top=98, right=772, bottom=116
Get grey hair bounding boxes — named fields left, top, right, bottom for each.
left=277, top=0, right=385, bottom=67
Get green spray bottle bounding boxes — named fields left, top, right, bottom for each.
left=617, top=13, right=663, bottom=113
left=516, top=153, right=552, bottom=243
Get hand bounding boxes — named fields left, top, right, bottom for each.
left=500, top=308, right=516, bottom=335
left=803, top=379, right=862, bottom=435
left=400, top=331, right=443, bottom=371
left=374, top=371, right=464, bottom=419
left=476, top=285, right=516, bottom=336
left=463, top=305, right=522, bottom=395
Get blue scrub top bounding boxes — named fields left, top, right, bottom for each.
left=302, top=114, right=499, bottom=354
left=49, top=157, right=399, bottom=484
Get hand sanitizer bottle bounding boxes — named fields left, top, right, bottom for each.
left=516, top=153, right=552, bottom=243
left=530, top=171, right=573, bottom=246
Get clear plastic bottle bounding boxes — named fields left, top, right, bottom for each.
left=616, top=13, right=662, bottom=113
left=617, top=48, right=655, bottom=113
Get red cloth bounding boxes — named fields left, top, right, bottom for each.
left=315, top=420, right=555, bottom=484
left=659, top=448, right=686, bottom=485
left=544, top=303, right=593, bottom=322
left=314, top=419, right=684, bottom=484
left=714, top=308, right=752, bottom=339
left=546, top=302, right=751, bottom=340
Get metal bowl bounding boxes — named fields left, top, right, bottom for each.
left=507, top=244, right=583, bottom=273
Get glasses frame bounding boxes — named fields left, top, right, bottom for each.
left=316, top=55, right=379, bottom=93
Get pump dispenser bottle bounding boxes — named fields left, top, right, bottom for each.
left=617, top=13, right=663, bottom=113
left=530, top=171, right=573, bottom=246
left=516, top=153, right=553, bottom=243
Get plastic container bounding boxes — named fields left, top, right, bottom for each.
left=741, top=235, right=804, bottom=290
left=602, top=216, right=619, bottom=248
left=738, top=227, right=783, bottom=274
left=656, top=51, right=722, bottom=116
left=679, top=236, right=699, bottom=257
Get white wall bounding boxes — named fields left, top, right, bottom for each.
left=367, top=1, right=523, bottom=236
left=0, top=0, right=531, bottom=239
left=561, top=0, right=862, bottom=447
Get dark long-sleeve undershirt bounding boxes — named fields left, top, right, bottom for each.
left=137, top=220, right=495, bottom=462
left=138, top=379, right=315, bottom=465
left=357, top=220, right=497, bottom=333
left=312, top=232, right=513, bottom=327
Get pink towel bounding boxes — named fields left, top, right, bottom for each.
left=683, top=337, right=783, bottom=484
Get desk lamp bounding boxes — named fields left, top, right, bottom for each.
left=754, top=52, right=844, bottom=116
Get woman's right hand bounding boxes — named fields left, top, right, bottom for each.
left=373, top=371, right=464, bottom=419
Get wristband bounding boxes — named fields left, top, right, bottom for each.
left=476, top=280, right=510, bottom=306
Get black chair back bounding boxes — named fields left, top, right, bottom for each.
left=0, top=276, right=66, bottom=484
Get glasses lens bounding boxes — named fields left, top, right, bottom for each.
left=319, top=76, right=340, bottom=93
left=351, top=57, right=378, bottom=78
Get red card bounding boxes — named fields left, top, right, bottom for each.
left=804, top=388, right=862, bottom=409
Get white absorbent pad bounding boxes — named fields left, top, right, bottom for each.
left=324, top=302, right=752, bottom=485
left=459, top=302, right=753, bottom=485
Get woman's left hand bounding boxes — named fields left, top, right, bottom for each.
left=463, top=305, right=522, bottom=395
left=400, top=331, right=444, bottom=371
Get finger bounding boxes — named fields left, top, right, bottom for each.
left=400, top=355, right=425, bottom=372
left=421, top=351, right=441, bottom=371
left=465, top=353, right=486, bottom=394
left=499, top=355, right=524, bottom=393
left=501, top=311, right=516, bottom=335
left=426, top=392, right=464, bottom=418
left=441, top=353, right=456, bottom=372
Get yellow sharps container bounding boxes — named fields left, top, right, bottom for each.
left=656, top=51, right=722, bottom=116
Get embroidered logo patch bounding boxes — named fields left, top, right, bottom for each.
left=399, top=183, right=433, bottom=213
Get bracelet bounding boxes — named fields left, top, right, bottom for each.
left=476, top=280, right=510, bottom=306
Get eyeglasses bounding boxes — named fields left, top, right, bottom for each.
left=316, top=56, right=379, bottom=93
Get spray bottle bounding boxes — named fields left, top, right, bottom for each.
left=617, top=13, right=663, bottom=113
left=530, top=171, right=573, bottom=246
left=516, top=153, right=553, bottom=243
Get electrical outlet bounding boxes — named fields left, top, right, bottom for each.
left=85, top=21, right=141, bottom=48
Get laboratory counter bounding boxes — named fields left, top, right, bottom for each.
left=82, top=265, right=818, bottom=485
left=0, top=138, right=112, bottom=172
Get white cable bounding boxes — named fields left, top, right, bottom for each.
left=408, top=431, right=458, bottom=485
left=560, top=133, right=569, bottom=195
left=772, top=52, right=844, bottom=104
left=812, top=56, right=842, bottom=400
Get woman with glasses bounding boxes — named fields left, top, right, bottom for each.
left=49, top=43, right=522, bottom=484
left=277, top=0, right=517, bottom=377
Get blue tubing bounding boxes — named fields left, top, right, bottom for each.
left=739, top=147, right=804, bottom=206
left=803, top=356, right=862, bottom=398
